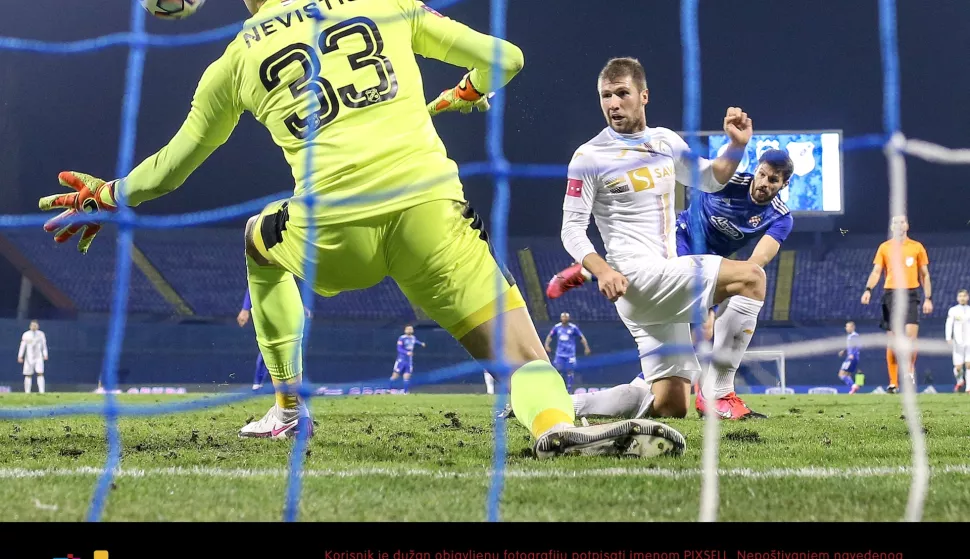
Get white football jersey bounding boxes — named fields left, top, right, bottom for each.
left=561, top=126, right=726, bottom=273
left=18, top=330, right=48, bottom=363
left=946, top=304, right=970, bottom=345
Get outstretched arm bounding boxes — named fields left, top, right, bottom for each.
left=920, top=264, right=933, bottom=314
left=39, top=53, right=242, bottom=253
left=408, top=0, right=524, bottom=93
left=749, top=236, right=781, bottom=269
left=861, top=263, right=883, bottom=304
left=120, top=55, right=242, bottom=206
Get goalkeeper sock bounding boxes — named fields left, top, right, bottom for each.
left=705, top=295, right=763, bottom=400
left=246, top=254, right=305, bottom=410
left=566, top=372, right=574, bottom=393
left=840, top=373, right=854, bottom=387
left=403, top=375, right=411, bottom=394
left=509, top=360, right=575, bottom=439
left=37, top=374, right=45, bottom=393
left=572, top=383, right=650, bottom=418
left=886, top=348, right=898, bottom=386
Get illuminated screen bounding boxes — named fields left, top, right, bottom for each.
left=706, top=131, right=842, bottom=213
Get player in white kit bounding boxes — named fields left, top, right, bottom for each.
left=946, top=289, right=970, bottom=392
left=557, top=57, right=766, bottom=419
left=18, top=320, right=49, bottom=393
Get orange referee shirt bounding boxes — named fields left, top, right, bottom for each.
left=874, top=237, right=928, bottom=289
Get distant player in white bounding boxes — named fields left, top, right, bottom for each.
left=946, top=289, right=970, bottom=392
left=18, top=320, right=48, bottom=393
left=557, top=57, right=766, bottom=419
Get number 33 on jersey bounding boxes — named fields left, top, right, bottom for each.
left=176, top=0, right=476, bottom=225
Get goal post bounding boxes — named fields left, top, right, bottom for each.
left=740, top=350, right=787, bottom=392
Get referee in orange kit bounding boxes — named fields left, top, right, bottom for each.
left=860, top=215, right=933, bottom=392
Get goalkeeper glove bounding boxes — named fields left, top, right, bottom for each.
left=38, top=171, right=120, bottom=254
left=427, top=73, right=494, bottom=116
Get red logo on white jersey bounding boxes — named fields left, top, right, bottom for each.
left=566, top=178, right=583, bottom=197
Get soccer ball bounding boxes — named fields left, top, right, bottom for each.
left=140, top=0, right=206, bottom=20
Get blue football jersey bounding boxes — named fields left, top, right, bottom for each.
left=845, top=332, right=861, bottom=359
left=549, top=323, right=583, bottom=359
left=396, top=335, right=422, bottom=360
left=676, top=172, right=794, bottom=257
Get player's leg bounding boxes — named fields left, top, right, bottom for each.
left=903, top=321, right=919, bottom=386
left=252, top=352, right=268, bottom=390
left=565, top=358, right=576, bottom=393
left=616, top=254, right=765, bottom=419
left=572, top=380, right=652, bottom=419
left=238, top=199, right=382, bottom=439
left=953, top=345, right=965, bottom=392
left=35, top=363, right=45, bottom=393
left=23, top=363, right=32, bottom=393
left=402, top=364, right=412, bottom=394
left=572, top=321, right=699, bottom=421
left=483, top=371, right=495, bottom=394
left=703, top=258, right=767, bottom=407
left=881, top=293, right=899, bottom=392
left=390, top=200, right=685, bottom=458
left=963, top=358, right=970, bottom=393
left=838, top=359, right=860, bottom=393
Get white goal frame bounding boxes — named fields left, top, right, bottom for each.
left=741, top=350, right=787, bottom=391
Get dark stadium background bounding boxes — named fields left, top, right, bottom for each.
left=0, top=0, right=966, bottom=393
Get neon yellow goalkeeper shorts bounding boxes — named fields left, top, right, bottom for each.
left=248, top=198, right=525, bottom=340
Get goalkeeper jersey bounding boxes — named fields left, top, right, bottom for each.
left=122, top=0, right=522, bottom=226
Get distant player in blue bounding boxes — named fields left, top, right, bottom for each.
left=544, top=312, right=591, bottom=393
left=676, top=148, right=794, bottom=419
left=390, top=325, right=425, bottom=394
left=238, top=287, right=311, bottom=391
left=838, top=321, right=862, bottom=394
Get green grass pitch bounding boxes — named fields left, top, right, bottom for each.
left=0, top=392, right=968, bottom=521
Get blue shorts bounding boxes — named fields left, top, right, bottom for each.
left=393, top=358, right=412, bottom=375
left=840, top=358, right=858, bottom=373
left=553, top=356, right=576, bottom=373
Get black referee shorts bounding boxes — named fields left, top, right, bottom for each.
left=880, top=288, right=920, bottom=331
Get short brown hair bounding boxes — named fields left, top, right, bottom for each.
left=758, top=149, right=795, bottom=182
left=599, top=57, right=647, bottom=91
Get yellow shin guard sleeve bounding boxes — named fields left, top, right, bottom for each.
left=509, top=360, right=575, bottom=439
left=246, top=255, right=305, bottom=408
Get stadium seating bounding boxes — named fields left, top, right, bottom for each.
left=0, top=228, right=174, bottom=315
left=4, top=228, right=968, bottom=324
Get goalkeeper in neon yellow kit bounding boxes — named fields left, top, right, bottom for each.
left=38, top=0, right=685, bottom=459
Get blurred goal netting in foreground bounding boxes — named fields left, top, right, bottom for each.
left=1, top=0, right=968, bottom=522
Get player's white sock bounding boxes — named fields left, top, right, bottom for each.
left=24, top=376, right=31, bottom=393
left=572, top=384, right=651, bottom=418
left=36, top=375, right=45, bottom=393
left=705, top=295, right=764, bottom=400
left=483, top=372, right=495, bottom=394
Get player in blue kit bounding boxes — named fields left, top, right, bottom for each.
left=544, top=312, right=592, bottom=393
left=390, top=325, right=426, bottom=393
left=546, top=149, right=794, bottom=421
left=837, top=321, right=862, bottom=394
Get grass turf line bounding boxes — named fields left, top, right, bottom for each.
left=0, top=393, right=968, bottom=521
